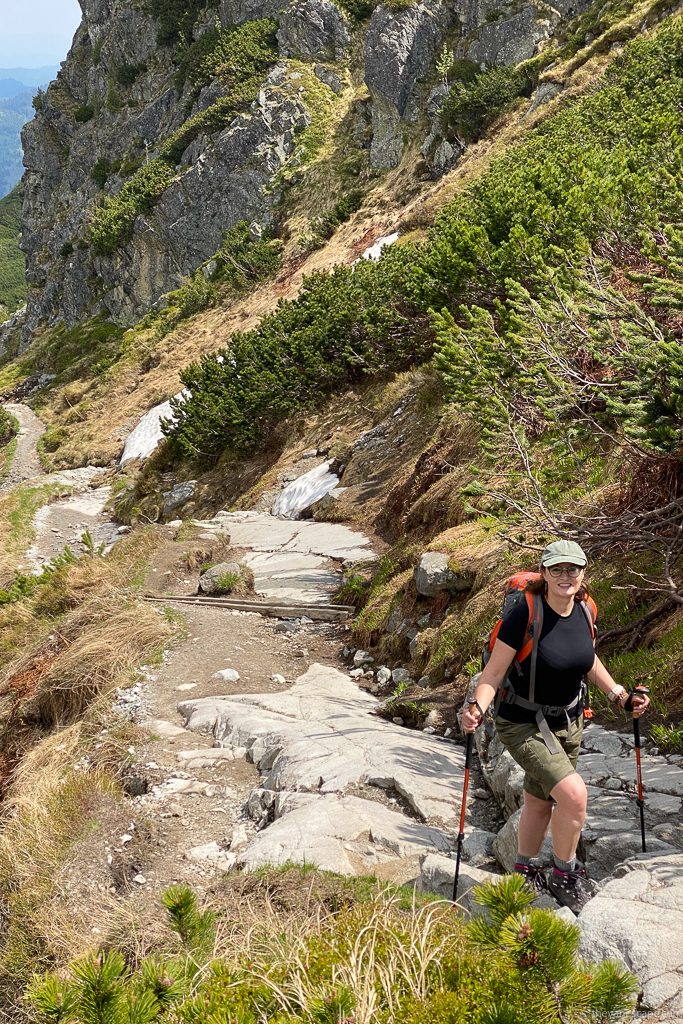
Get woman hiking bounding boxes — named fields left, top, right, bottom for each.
left=461, top=540, right=650, bottom=913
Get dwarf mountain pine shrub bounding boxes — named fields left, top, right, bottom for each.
left=212, top=219, right=283, bottom=289
left=26, top=876, right=637, bottom=1024
left=90, top=160, right=175, bottom=255
left=145, top=0, right=213, bottom=46
left=439, top=64, right=533, bottom=141
left=164, top=251, right=426, bottom=459
left=175, top=18, right=278, bottom=95
left=311, top=189, right=364, bottom=240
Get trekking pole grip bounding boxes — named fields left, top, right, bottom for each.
left=464, top=696, right=480, bottom=749
left=628, top=685, right=650, bottom=731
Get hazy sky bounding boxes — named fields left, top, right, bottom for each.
left=0, top=0, right=82, bottom=66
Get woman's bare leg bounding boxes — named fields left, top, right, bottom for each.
left=549, top=773, right=587, bottom=862
left=517, top=790, right=553, bottom=858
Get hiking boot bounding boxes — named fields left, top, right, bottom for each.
left=514, top=863, right=548, bottom=896
left=547, top=866, right=593, bottom=914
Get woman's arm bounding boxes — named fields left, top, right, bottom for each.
left=461, top=639, right=518, bottom=732
left=587, top=655, right=650, bottom=716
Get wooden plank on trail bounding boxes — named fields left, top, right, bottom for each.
left=142, top=593, right=354, bottom=621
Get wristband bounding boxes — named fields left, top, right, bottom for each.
left=608, top=686, right=627, bottom=705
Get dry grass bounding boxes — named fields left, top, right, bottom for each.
left=0, top=725, right=123, bottom=1003
left=0, top=528, right=180, bottom=1007
left=205, top=891, right=460, bottom=1024
left=19, top=600, right=173, bottom=726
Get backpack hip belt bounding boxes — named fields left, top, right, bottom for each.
left=497, top=686, right=584, bottom=754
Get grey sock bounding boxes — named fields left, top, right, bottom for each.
left=516, top=854, right=543, bottom=868
left=553, top=854, right=576, bottom=873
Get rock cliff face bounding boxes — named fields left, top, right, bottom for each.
left=19, top=0, right=592, bottom=348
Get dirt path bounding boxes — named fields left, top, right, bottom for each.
left=1, top=402, right=45, bottom=493
left=7, top=450, right=490, bottom=901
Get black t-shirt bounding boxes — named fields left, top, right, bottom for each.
left=495, top=598, right=596, bottom=724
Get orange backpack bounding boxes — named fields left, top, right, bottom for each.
left=481, top=572, right=598, bottom=751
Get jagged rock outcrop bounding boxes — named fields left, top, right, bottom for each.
left=18, top=0, right=601, bottom=345
left=365, top=0, right=452, bottom=169
left=464, top=6, right=555, bottom=66
left=276, top=0, right=350, bottom=61
left=19, top=0, right=313, bottom=348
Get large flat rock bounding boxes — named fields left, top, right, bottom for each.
left=247, top=550, right=341, bottom=604
left=179, top=663, right=467, bottom=822
left=579, top=853, right=683, bottom=1013
left=199, top=512, right=373, bottom=562
left=579, top=750, right=683, bottom=796
left=190, top=512, right=372, bottom=604
left=237, top=792, right=453, bottom=875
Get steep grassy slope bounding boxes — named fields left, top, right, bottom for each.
left=0, top=185, right=26, bottom=315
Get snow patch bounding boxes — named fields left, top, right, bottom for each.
left=272, top=461, right=339, bottom=519
left=362, top=232, right=399, bottom=262
left=121, top=391, right=188, bottom=464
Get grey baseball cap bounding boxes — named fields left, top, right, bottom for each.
left=541, top=539, right=587, bottom=568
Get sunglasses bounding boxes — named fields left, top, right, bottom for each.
left=546, top=565, right=583, bottom=578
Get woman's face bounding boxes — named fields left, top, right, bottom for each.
left=543, top=562, right=585, bottom=601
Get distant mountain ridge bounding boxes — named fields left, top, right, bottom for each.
left=0, top=80, right=29, bottom=100
left=0, top=89, right=38, bottom=200
left=0, top=67, right=58, bottom=89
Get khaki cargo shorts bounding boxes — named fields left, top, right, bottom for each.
left=495, top=716, right=584, bottom=802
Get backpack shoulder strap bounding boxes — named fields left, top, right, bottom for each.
left=517, top=592, right=540, bottom=663
left=585, top=596, right=597, bottom=629
left=579, top=597, right=598, bottom=641
left=527, top=593, right=543, bottom=704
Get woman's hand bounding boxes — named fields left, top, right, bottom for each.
left=609, top=685, right=650, bottom=716
left=462, top=704, right=483, bottom=733
left=625, top=689, right=650, bottom=718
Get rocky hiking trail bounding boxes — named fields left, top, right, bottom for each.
left=3, top=403, right=683, bottom=1021
left=1, top=403, right=45, bottom=494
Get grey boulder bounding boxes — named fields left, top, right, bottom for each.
left=579, top=853, right=683, bottom=1012
left=162, top=481, right=197, bottom=516
left=314, top=64, right=343, bottom=95
left=465, top=6, right=553, bottom=67
left=199, top=562, right=241, bottom=594
left=212, top=668, right=241, bottom=683
left=414, top=552, right=474, bottom=596
left=462, top=827, right=497, bottom=867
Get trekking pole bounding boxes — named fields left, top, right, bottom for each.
left=629, top=685, right=650, bottom=853
left=453, top=700, right=476, bottom=904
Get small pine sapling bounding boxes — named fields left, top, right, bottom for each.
left=27, top=975, right=79, bottom=1023
left=161, top=885, right=216, bottom=961
left=309, top=984, right=356, bottom=1023
left=70, top=950, right=129, bottom=1024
